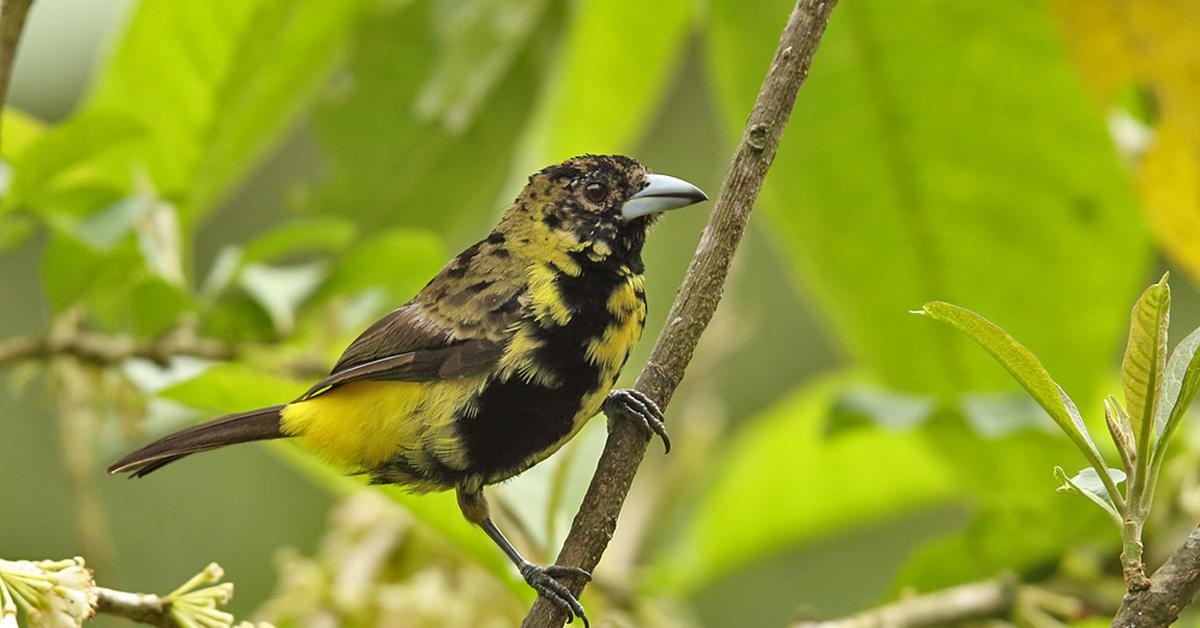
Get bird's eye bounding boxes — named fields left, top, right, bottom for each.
left=584, top=182, right=608, bottom=204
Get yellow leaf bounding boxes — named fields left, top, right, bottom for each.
left=1051, top=0, right=1200, bottom=283
left=1142, top=121, right=1200, bottom=276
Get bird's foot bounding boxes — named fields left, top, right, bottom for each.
left=604, top=388, right=671, bottom=454
left=520, top=562, right=591, bottom=627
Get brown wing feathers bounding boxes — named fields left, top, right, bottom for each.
left=110, top=235, right=524, bottom=478
left=297, top=339, right=504, bottom=400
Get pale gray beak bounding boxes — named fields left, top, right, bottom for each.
left=620, top=173, right=708, bottom=220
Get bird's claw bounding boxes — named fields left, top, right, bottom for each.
left=520, top=562, right=590, bottom=627
left=604, top=388, right=671, bottom=454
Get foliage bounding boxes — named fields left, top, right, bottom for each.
left=1051, top=0, right=1200, bottom=286
left=921, top=274, right=1200, bottom=586
left=1, top=0, right=1196, bottom=625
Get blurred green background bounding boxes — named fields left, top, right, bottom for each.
left=2, top=0, right=1199, bottom=626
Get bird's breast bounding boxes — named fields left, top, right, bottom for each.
left=454, top=262, right=647, bottom=484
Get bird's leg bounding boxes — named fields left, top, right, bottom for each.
left=456, top=488, right=591, bottom=626
left=604, top=388, right=671, bottom=454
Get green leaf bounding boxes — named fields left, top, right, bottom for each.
left=1121, top=274, right=1170, bottom=439
left=918, top=301, right=1104, bottom=464
left=241, top=217, right=358, bottom=264
left=649, top=376, right=956, bottom=594
left=825, top=385, right=935, bottom=435
left=528, top=0, right=693, bottom=161
left=159, top=363, right=308, bottom=409
left=1105, top=395, right=1136, bottom=475
left=58, top=196, right=155, bottom=250
left=85, top=0, right=364, bottom=222
left=0, top=108, right=48, bottom=162
left=1153, top=326, right=1200, bottom=460
left=707, top=0, right=1148, bottom=398
left=308, top=0, right=563, bottom=234
left=316, top=229, right=446, bottom=304
left=1055, top=466, right=1126, bottom=524
left=39, top=225, right=193, bottom=330
left=415, top=0, right=550, bottom=131
left=3, top=111, right=145, bottom=213
left=959, top=393, right=1048, bottom=439
left=238, top=262, right=327, bottom=334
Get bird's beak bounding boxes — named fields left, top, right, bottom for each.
left=620, top=173, right=708, bottom=220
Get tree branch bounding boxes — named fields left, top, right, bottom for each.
left=795, top=576, right=1019, bottom=628
left=1113, top=524, right=1200, bottom=627
left=521, top=1, right=837, bottom=625
left=0, top=330, right=237, bottom=368
left=0, top=0, right=34, bottom=149
left=792, top=574, right=1089, bottom=628
left=94, top=588, right=174, bottom=628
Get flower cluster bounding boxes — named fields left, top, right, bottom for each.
left=0, top=558, right=95, bottom=628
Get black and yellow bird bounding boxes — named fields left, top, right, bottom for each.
left=109, top=154, right=707, bottom=624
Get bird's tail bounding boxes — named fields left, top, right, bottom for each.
left=107, top=405, right=287, bottom=478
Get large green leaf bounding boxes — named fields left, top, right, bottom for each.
left=41, top=224, right=192, bottom=334
left=526, top=0, right=693, bottom=162
left=918, top=302, right=1106, bottom=467
left=315, top=229, right=446, bottom=304
left=1120, top=275, right=1170, bottom=439
left=2, top=111, right=144, bottom=214
left=307, top=0, right=563, bottom=235
left=649, top=375, right=956, bottom=594
left=85, top=0, right=363, bottom=223
left=415, top=0, right=550, bottom=131
left=706, top=0, right=1148, bottom=398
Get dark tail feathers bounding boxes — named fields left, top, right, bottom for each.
left=108, top=405, right=287, bottom=478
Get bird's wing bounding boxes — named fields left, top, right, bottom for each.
left=298, top=239, right=527, bottom=400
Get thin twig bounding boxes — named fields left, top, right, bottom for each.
left=521, top=1, right=837, bottom=625
left=53, top=359, right=117, bottom=579
left=793, top=575, right=1088, bottom=628
left=94, top=588, right=174, bottom=628
left=794, top=575, right=1021, bottom=628
left=0, top=0, right=34, bottom=149
left=0, top=331, right=237, bottom=368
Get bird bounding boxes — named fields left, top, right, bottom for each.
left=108, top=154, right=708, bottom=625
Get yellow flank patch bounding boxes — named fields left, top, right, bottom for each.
left=586, top=276, right=647, bottom=371
left=586, top=314, right=645, bottom=371
left=607, top=275, right=645, bottom=316
left=528, top=262, right=573, bottom=325
left=280, top=378, right=481, bottom=471
left=497, top=323, right=559, bottom=386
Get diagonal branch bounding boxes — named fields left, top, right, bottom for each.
left=521, top=1, right=838, bottom=625
left=0, top=0, right=34, bottom=149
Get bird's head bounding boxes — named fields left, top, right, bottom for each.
left=499, top=154, right=707, bottom=266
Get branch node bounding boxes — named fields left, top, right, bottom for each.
left=748, top=124, right=770, bottom=151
